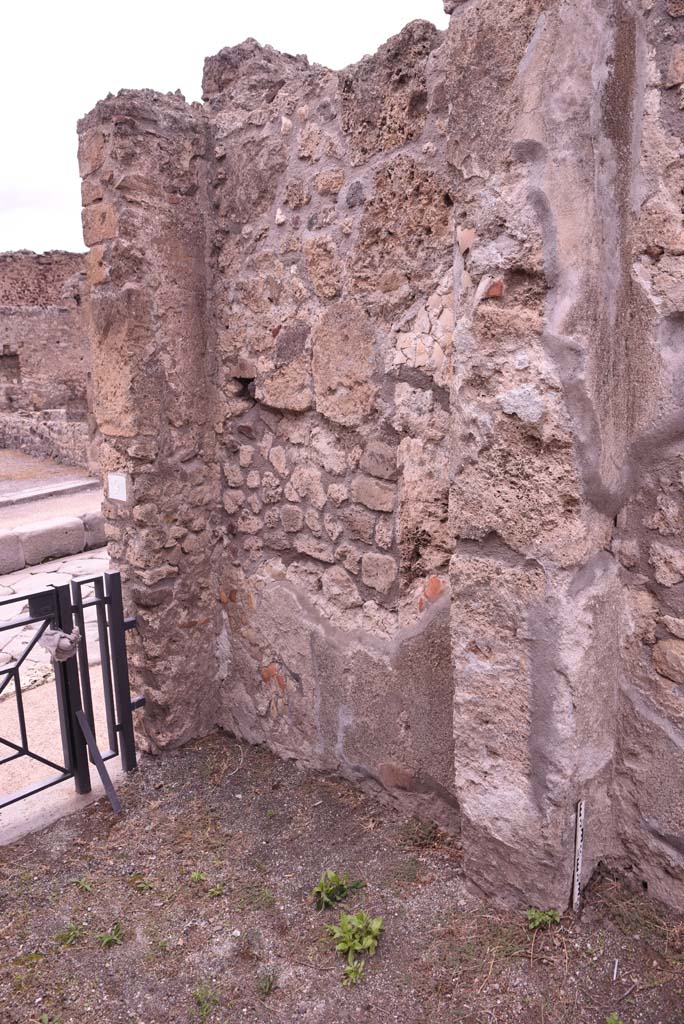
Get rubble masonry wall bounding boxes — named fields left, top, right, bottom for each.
left=78, top=0, right=684, bottom=910
left=0, top=250, right=95, bottom=468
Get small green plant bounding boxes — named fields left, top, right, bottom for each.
left=97, top=922, right=123, bottom=949
left=312, top=869, right=364, bottom=911
left=190, top=870, right=207, bottom=884
left=193, top=982, right=219, bottom=1021
left=34, top=1015, right=63, bottom=1024
left=526, top=907, right=561, bottom=931
left=14, top=952, right=45, bottom=967
left=207, top=883, right=224, bottom=898
left=343, top=959, right=365, bottom=986
left=326, top=911, right=384, bottom=985
left=55, top=922, right=85, bottom=947
left=266, top=809, right=276, bottom=819
left=605, top=1016, right=625, bottom=1024
left=256, top=969, right=277, bottom=996
left=72, top=877, right=92, bottom=893
left=130, top=873, right=153, bottom=893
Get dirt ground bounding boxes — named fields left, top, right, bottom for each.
left=1, top=733, right=683, bottom=1024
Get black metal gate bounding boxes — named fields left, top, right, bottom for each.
left=0, top=570, right=142, bottom=814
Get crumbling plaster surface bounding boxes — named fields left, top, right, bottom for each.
left=0, top=251, right=96, bottom=468
left=78, top=0, right=684, bottom=910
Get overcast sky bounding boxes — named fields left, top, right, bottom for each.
left=1, top=1, right=448, bottom=255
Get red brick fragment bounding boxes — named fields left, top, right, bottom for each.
left=485, top=278, right=504, bottom=299
left=423, top=576, right=445, bottom=602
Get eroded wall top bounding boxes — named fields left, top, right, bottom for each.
left=0, top=249, right=92, bottom=467
left=0, top=250, right=85, bottom=308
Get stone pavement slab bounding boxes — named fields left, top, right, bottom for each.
left=0, top=451, right=105, bottom=571
left=0, top=548, right=127, bottom=845
left=0, top=485, right=103, bottom=529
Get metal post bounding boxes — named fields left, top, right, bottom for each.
left=29, top=589, right=71, bottom=774
left=105, top=571, right=137, bottom=772
left=70, top=581, right=96, bottom=762
left=55, top=584, right=91, bottom=796
left=93, top=576, right=118, bottom=756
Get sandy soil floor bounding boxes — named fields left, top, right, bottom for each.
left=1, top=732, right=682, bottom=1024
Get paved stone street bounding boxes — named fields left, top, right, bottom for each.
left=0, top=548, right=117, bottom=844
left=0, top=548, right=110, bottom=685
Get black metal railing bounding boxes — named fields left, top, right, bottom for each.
left=0, top=570, right=140, bottom=814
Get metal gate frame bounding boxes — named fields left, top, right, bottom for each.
left=0, top=570, right=141, bottom=813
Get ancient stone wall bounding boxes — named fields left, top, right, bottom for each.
left=0, top=250, right=95, bottom=467
left=79, top=0, right=684, bottom=912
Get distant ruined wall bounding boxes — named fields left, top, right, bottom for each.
left=79, top=0, right=684, bottom=912
left=0, top=250, right=95, bottom=468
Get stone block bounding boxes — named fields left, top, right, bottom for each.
left=284, top=178, right=311, bottom=208
left=314, top=168, right=345, bottom=194
left=650, top=542, right=684, bottom=586
left=18, top=517, right=86, bottom=565
left=256, top=356, right=314, bottom=412
left=360, top=441, right=397, bottom=481
left=281, top=506, right=304, bottom=532
left=223, top=490, right=245, bottom=514
left=81, top=202, right=118, bottom=246
left=0, top=529, right=25, bottom=575
left=294, top=533, right=335, bottom=563
left=339, top=504, right=376, bottom=543
left=82, top=513, right=107, bottom=549
left=351, top=474, right=396, bottom=512
left=653, top=639, right=684, bottom=684
left=303, top=236, right=341, bottom=299
left=361, top=552, right=398, bottom=593
left=312, top=300, right=377, bottom=426
left=289, top=466, right=327, bottom=509
left=322, top=565, right=362, bottom=607
left=77, top=128, right=106, bottom=175
left=666, top=44, right=684, bottom=87
left=85, top=244, right=109, bottom=285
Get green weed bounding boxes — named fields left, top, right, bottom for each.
left=343, top=959, right=365, bottom=986
left=96, top=922, right=123, bottom=949
left=526, top=907, right=561, bottom=931
left=55, top=922, right=85, bottom=947
left=130, top=873, right=153, bottom=893
left=327, top=910, right=384, bottom=985
left=312, top=869, right=364, bottom=911
left=193, top=982, right=219, bottom=1021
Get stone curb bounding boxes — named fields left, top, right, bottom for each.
left=0, top=478, right=100, bottom=509
left=0, top=513, right=106, bottom=574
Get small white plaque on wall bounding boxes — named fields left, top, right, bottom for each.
left=107, top=472, right=128, bottom=503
